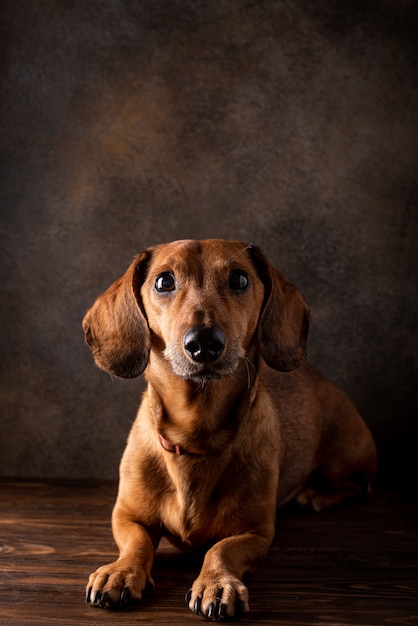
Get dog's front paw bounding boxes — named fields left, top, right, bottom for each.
left=86, top=558, right=154, bottom=609
left=185, top=573, right=249, bottom=620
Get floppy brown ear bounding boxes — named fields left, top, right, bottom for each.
left=250, top=246, right=310, bottom=372
left=82, top=250, right=151, bottom=378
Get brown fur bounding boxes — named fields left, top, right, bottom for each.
left=83, top=239, right=377, bottom=618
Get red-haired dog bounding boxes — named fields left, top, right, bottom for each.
left=83, top=239, right=377, bottom=619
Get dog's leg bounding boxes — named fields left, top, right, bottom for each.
left=296, top=451, right=377, bottom=512
left=186, top=527, right=273, bottom=619
left=86, top=510, right=159, bottom=609
left=296, top=477, right=369, bottom=512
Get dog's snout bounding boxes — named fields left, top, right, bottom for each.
left=183, top=327, right=226, bottom=363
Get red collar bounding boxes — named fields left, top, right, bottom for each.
left=159, top=434, right=207, bottom=457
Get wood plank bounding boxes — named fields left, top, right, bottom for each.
left=0, top=481, right=417, bottom=624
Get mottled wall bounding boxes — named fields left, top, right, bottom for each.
left=1, top=1, right=417, bottom=489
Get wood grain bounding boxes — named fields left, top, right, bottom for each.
left=0, top=481, right=417, bottom=625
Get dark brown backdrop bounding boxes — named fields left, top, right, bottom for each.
left=1, top=1, right=417, bottom=490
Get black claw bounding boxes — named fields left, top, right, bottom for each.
left=235, top=600, right=246, bottom=617
left=185, top=588, right=192, bottom=605
left=100, top=592, right=110, bottom=608
left=86, top=587, right=92, bottom=604
left=93, top=590, right=101, bottom=605
left=194, top=596, right=202, bottom=616
left=207, top=602, right=215, bottom=618
left=219, top=603, right=227, bottom=619
left=119, top=588, right=130, bottom=607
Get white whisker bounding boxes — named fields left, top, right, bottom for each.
left=242, top=356, right=257, bottom=389
left=228, top=243, right=253, bottom=263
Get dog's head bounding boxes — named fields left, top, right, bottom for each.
left=82, top=239, right=310, bottom=381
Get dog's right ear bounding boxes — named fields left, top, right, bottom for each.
left=82, top=250, right=152, bottom=378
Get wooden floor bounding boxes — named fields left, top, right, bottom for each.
left=0, top=480, right=417, bottom=625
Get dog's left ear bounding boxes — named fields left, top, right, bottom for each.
left=82, top=250, right=152, bottom=378
left=249, top=246, right=310, bottom=372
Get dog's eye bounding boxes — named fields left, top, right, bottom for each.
left=155, top=272, right=176, bottom=293
left=228, top=270, right=249, bottom=293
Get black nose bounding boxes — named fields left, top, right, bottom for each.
left=183, top=327, right=226, bottom=363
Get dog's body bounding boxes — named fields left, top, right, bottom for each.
left=83, top=239, right=377, bottom=619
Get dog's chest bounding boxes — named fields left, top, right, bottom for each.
left=160, top=461, right=238, bottom=549
left=165, top=497, right=208, bottom=548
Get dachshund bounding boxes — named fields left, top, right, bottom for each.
left=83, top=239, right=377, bottom=620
